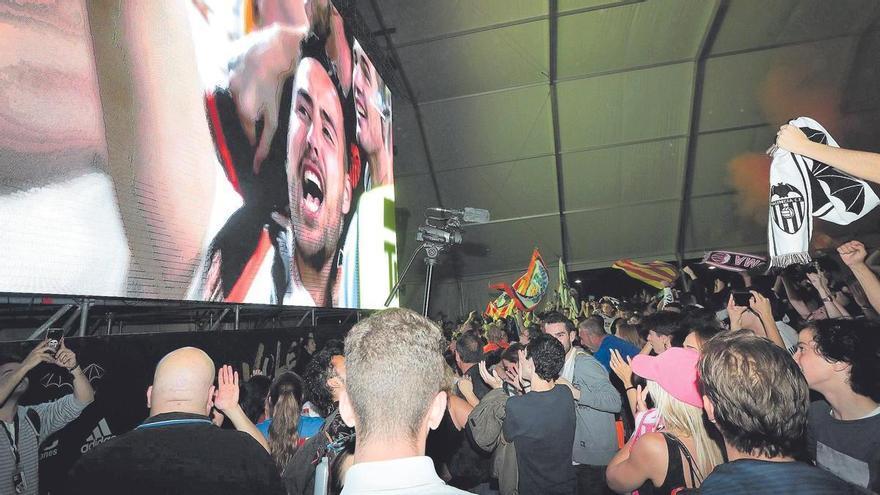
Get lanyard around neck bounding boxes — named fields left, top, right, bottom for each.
left=135, top=418, right=214, bottom=430
left=1, top=415, right=20, bottom=466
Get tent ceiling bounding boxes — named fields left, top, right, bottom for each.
left=356, top=0, right=880, bottom=285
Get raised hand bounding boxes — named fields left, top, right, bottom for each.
left=478, top=361, right=503, bottom=390
left=776, top=124, right=810, bottom=155
left=727, top=294, right=748, bottom=330
left=458, top=374, right=474, bottom=397
left=749, top=291, right=774, bottom=322
left=609, top=349, right=633, bottom=387
left=635, top=384, right=650, bottom=414
left=22, top=340, right=55, bottom=371
left=228, top=25, right=306, bottom=173
left=213, top=365, right=240, bottom=412
left=838, top=240, right=868, bottom=267
left=54, top=338, right=78, bottom=371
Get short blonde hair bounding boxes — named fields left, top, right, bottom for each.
left=345, top=309, right=446, bottom=443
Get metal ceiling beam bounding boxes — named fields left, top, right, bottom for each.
left=675, top=0, right=728, bottom=268
left=549, top=0, right=570, bottom=264
left=368, top=0, right=443, bottom=208
left=392, top=0, right=644, bottom=49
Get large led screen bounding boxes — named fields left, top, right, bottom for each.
left=0, top=0, right=397, bottom=308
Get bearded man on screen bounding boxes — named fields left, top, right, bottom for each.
left=284, top=49, right=352, bottom=307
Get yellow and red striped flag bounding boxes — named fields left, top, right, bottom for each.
left=612, top=259, right=678, bottom=289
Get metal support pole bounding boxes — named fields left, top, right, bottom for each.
left=423, top=258, right=436, bottom=317
left=60, top=307, right=83, bottom=335
left=78, top=298, right=90, bottom=337
left=310, top=309, right=316, bottom=327
left=27, top=304, right=74, bottom=340
left=234, top=305, right=240, bottom=331
left=208, top=308, right=230, bottom=332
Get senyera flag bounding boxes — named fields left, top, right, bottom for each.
left=486, top=249, right=550, bottom=317
left=612, top=259, right=678, bottom=290
left=701, top=250, right=767, bottom=273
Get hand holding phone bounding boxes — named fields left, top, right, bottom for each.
left=732, top=291, right=752, bottom=307
left=46, top=328, right=63, bottom=356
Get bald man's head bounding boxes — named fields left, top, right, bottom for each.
left=147, top=347, right=216, bottom=417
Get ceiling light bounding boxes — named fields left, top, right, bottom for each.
left=574, top=279, right=582, bottom=284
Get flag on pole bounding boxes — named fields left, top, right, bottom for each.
left=612, top=259, right=678, bottom=289
left=486, top=249, right=550, bottom=318
left=556, top=257, right=578, bottom=316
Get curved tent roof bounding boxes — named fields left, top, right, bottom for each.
left=355, top=0, right=880, bottom=314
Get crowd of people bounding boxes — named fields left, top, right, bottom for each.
left=0, top=234, right=877, bottom=494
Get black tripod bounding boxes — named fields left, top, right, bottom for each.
left=384, top=240, right=448, bottom=317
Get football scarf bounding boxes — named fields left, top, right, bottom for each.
left=769, top=117, right=879, bottom=267
left=701, top=251, right=767, bottom=273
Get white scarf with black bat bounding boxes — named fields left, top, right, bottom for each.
left=769, top=116, right=879, bottom=267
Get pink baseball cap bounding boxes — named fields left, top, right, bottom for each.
left=631, top=348, right=703, bottom=408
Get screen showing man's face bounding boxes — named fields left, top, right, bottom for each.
left=353, top=45, right=383, bottom=154
left=287, top=58, right=349, bottom=264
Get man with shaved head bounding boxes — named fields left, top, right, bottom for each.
left=65, top=347, right=284, bottom=495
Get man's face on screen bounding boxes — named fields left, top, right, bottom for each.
left=287, top=58, right=350, bottom=265
left=353, top=45, right=383, bottom=154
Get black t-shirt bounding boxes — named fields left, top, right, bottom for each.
left=808, top=400, right=880, bottom=492
left=503, top=384, right=576, bottom=495
left=65, top=412, right=285, bottom=495
left=465, top=364, right=492, bottom=401
left=699, top=458, right=869, bottom=494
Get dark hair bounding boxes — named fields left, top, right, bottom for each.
left=642, top=311, right=682, bottom=336
left=239, top=375, right=271, bottom=424
left=541, top=311, right=576, bottom=334
left=268, top=372, right=303, bottom=470
left=304, top=347, right=344, bottom=417
left=689, top=323, right=724, bottom=345
left=519, top=324, right=542, bottom=343
left=455, top=331, right=484, bottom=364
left=501, top=342, right=524, bottom=363
left=699, top=330, right=809, bottom=459
left=526, top=334, right=565, bottom=382
left=807, top=319, right=880, bottom=402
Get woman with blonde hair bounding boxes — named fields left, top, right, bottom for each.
left=606, top=348, right=724, bottom=493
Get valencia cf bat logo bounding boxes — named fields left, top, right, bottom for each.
left=40, top=363, right=106, bottom=391
left=770, top=183, right=806, bottom=235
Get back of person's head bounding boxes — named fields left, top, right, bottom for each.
left=684, top=322, right=724, bottom=351
left=541, top=311, right=576, bottom=333
left=614, top=323, right=645, bottom=348
left=240, top=374, right=271, bottom=424
left=342, top=308, right=446, bottom=445
left=802, top=319, right=880, bottom=402
left=304, top=345, right=345, bottom=417
left=579, top=316, right=605, bottom=338
left=486, top=322, right=506, bottom=343
left=268, top=372, right=303, bottom=470
left=148, top=347, right=216, bottom=416
left=699, top=330, right=809, bottom=459
left=454, top=331, right=483, bottom=364
left=526, top=334, right=565, bottom=381
left=500, top=342, right=524, bottom=363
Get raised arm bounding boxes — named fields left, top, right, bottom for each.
left=780, top=273, right=812, bottom=320
left=838, top=240, right=880, bottom=314
left=777, top=124, right=880, bottom=185
left=213, top=365, right=269, bottom=452
left=0, top=341, right=53, bottom=408
left=55, top=339, right=95, bottom=405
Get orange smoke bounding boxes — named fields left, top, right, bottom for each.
left=726, top=55, right=845, bottom=240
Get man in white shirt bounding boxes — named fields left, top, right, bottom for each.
left=338, top=309, right=468, bottom=494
